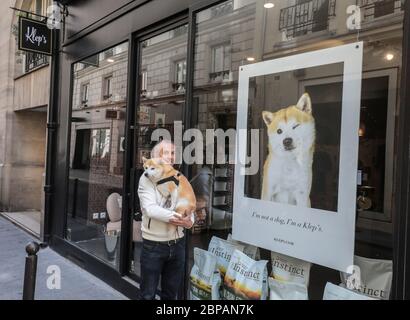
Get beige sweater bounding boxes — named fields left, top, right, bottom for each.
left=138, top=174, right=193, bottom=242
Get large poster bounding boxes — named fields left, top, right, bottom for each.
left=232, top=43, right=363, bottom=272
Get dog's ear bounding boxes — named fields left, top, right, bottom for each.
left=296, top=93, right=312, bottom=114
left=142, top=156, right=149, bottom=164
left=262, top=111, right=274, bottom=126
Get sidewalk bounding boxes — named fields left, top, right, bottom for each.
left=0, top=216, right=128, bottom=300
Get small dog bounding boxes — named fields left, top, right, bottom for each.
left=142, top=157, right=196, bottom=217
left=261, top=93, right=315, bottom=207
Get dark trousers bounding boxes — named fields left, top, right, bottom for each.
left=139, top=237, right=186, bottom=300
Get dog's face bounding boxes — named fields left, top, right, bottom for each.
left=262, top=93, right=315, bottom=156
left=142, top=157, right=174, bottom=182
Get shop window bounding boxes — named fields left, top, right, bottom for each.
left=67, top=43, right=128, bottom=270
left=187, top=0, right=401, bottom=301
left=210, top=43, right=231, bottom=82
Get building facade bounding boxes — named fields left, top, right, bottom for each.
left=41, top=0, right=410, bottom=299
left=0, top=0, right=52, bottom=237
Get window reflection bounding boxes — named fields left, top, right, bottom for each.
left=67, top=43, right=129, bottom=269
left=187, top=0, right=403, bottom=300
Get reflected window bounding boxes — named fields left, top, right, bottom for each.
left=103, top=75, right=113, bottom=100
left=174, top=60, right=186, bottom=92
left=81, top=82, right=89, bottom=105
left=210, top=43, right=231, bottom=82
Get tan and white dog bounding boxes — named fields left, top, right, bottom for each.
left=261, top=93, right=315, bottom=207
left=142, top=157, right=196, bottom=217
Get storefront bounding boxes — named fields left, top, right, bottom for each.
left=47, top=0, right=410, bottom=299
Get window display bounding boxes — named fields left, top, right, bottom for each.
left=187, top=0, right=400, bottom=300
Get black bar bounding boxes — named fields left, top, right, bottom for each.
left=10, top=6, right=48, bottom=19
left=71, top=178, right=78, bottom=219
left=119, top=34, right=138, bottom=276
left=43, top=28, right=60, bottom=243
left=392, top=0, right=410, bottom=300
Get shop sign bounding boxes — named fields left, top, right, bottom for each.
left=19, top=17, right=53, bottom=56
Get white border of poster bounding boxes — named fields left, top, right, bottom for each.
left=232, top=42, right=363, bottom=272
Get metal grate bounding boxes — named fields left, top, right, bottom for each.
left=357, top=0, right=404, bottom=22
left=279, top=0, right=336, bottom=38
left=25, top=52, right=48, bottom=73
left=210, top=0, right=233, bottom=18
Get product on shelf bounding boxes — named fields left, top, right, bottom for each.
left=323, top=282, right=376, bottom=300
left=208, top=236, right=245, bottom=277
left=189, top=247, right=221, bottom=300
left=268, top=277, right=308, bottom=300
left=340, top=255, right=392, bottom=300
left=271, top=251, right=312, bottom=286
left=222, top=249, right=268, bottom=300
left=227, top=233, right=260, bottom=260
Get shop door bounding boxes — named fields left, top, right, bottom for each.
left=127, top=22, right=189, bottom=291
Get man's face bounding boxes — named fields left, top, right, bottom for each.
left=161, top=144, right=175, bottom=165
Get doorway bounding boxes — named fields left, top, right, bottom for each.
left=127, top=21, right=189, bottom=290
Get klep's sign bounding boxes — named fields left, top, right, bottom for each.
left=19, top=17, right=53, bottom=56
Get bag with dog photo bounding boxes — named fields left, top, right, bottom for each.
left=340, top=255, right=392, bottom=300
left=271, top=251, right=311, bottom=286
left=323, top=282, right=376, bottom=300
left=189, top=247, right=221, bottom=300
left=222, top=249, right=268, bottom=300
left=208, top=236, right=245, bottom=277
left=268, top=277, right=308, bottom=300
left=227, top=234, right=260, bottom=260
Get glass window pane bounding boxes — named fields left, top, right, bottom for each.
left=130, top=25, right=188, bottom=279
left=188, top=0, right=404, bottom=300
left=67, top=42, right=129, bottom=269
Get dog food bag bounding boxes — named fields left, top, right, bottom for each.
left=227, top=234, right=260, bottom=260
left=208, top=236, right=245, bottom=276
left=323, top=282, right=376, bottom=300
left=222, top=249, right=268, bottom=300
left=271, top=251, right=311, bottom=286
left=189, top=247, right=221, bottom=300
left=268, top=277, right=308, bottom=300
left=340, top=255, right=392, bottom=300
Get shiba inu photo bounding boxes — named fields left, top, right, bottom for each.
left=142, top=157, right=196, bottom=217
left=261, top=93, right=315, bottom=207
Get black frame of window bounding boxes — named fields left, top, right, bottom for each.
left=46, top=0, right=410, bottom=300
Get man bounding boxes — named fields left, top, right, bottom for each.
left=137, top=140, right=194, bottom=300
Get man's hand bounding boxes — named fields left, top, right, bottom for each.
left=169, top=210, right=194, bottom=229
